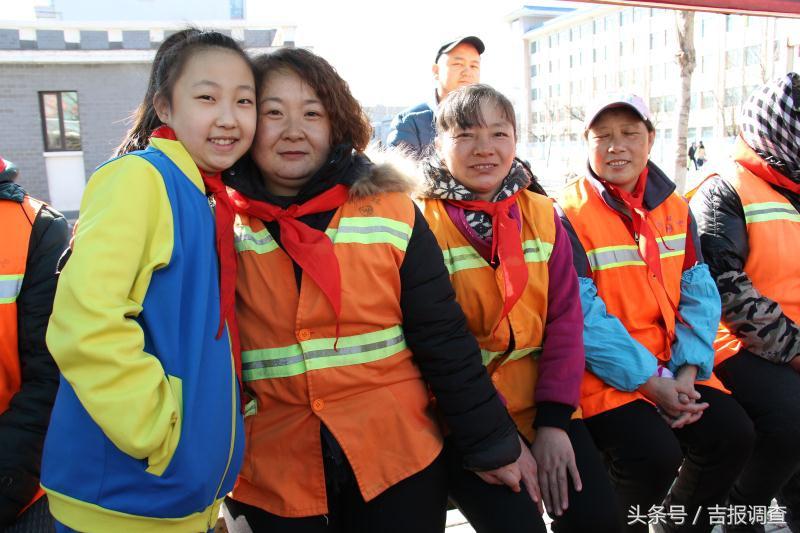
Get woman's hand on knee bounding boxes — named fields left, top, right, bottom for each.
left=531, top=426, right=582, bottom=518
left=517, top=435, right=544, bottom=514
left=475, top=461, right=522, bottom=495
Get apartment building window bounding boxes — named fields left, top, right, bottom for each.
left=229, top=0, right=244, bottom=19
left=531, top=64, right=538, bottom=77
left=593, top=19, right=598, bottom=34
left=726, top=15, right=734, bottom=32
left=531, top=88, right=540, bottom=100
left=650, top=33, right=655, bottom=50
left=688, top=127, right=696, bottom=140
left=724, top=87, right=742, bottom=106
left=702, top=91, right=715, bottom=109
left=650, top=97, right=663, bottom=113
left=690, top=92, right=699, bottom=110
left=619, top=41, right=624, bottom=56
left=725, top=49, right=742, bottom=69
left=745, top=45, right=761, bottom=66
left=701, top=126, right=714, bottom=139
left=530, top=41, right=538, bottom=55
left=39, top=91, right=81, bottom=152
left=664, top=96, right=676, bottom=112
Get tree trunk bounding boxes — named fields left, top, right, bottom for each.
left=674, top=10, right=695, bottom=194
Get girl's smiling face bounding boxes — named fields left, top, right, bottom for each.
left=155, top=47, right=256, bottom=173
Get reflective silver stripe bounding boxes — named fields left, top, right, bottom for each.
left=587, top=246, right=643, bottom=271
left=743, top=202, right=800, bottom=224
left=0, top=275, right=23, bottom=304
left=234, top=225, right=278, bottom=254
left=587, top=234, right=686, bottom=271
left=337, top=224, right=409, bottom=241
left=325, top=217, right=412, bottom=251
left=657, top=234, right=686, bottom=257
left=242, top=325, right=408, bottom=380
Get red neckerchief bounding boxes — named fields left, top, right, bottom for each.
left=229, top=184, right=350, bottom=343
left=446, top=190, right=527, bottom=334
left=610, top=167, right=664, bottom=285
left=734, top=135, right=800, bottom=195
left=603, top=167, right=686, bottom=329
left=151, top=125, right=242, bottom=388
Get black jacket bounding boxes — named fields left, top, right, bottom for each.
left=225, top=150, right=520, bottom=472
left=689, top=169, right=800, bottom=364
left=0, top=181, right=68, bottom=525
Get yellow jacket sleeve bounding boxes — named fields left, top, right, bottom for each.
left=46, top=155, right=181, bottom=473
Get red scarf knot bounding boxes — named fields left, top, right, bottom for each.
left=603, top=167, right=686, bottom=333
left=229, top=184, right=351, bottom=346
left=446, top=191, right=528, bottom=335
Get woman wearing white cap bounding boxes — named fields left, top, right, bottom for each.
left=556, top=94, right=754, bottom=532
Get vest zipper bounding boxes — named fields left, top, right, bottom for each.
left=207, top=324, right=237, bottom=528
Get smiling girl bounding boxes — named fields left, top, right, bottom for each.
left=41, top=29, right=256, bottom=532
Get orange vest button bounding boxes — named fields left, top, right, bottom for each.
left=297, top=328, right=312, bottom=341
left=491, top=374, right=500, bottom=384
left=312, top=399, right=325, bottom=411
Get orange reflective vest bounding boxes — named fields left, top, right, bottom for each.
left=231, top=192, right=442, bottom=518
left=0, top=194, right=45, bottom=510
left=713, top=163, right=800, bottom=365
left=422, top=192, right=556, bottom=442
left=560, top=177, right=724, bottom=418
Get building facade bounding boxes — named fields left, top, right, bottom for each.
left=512, top=4, right=800, bottom=183
left=0, top=14, right=294, bottom=216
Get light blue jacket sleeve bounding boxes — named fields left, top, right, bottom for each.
left=667, top=263, right=720, bottom=380
left=579, top=277, right=658, bottom=391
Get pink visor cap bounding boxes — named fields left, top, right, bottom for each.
left=584, top=94, right=653, bottom=131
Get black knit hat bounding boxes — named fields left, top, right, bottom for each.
left=0, top=157, right=19, bottom=182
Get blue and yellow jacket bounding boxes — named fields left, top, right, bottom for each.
left=41, top=138, right=244, bottom=532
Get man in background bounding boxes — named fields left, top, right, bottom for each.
left=387, top=36, right=484, bottom=158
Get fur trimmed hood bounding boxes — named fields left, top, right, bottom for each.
left=349, top=147, right=423, bottom=199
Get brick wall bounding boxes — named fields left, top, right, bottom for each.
left=0, top=62, right=149, bottom=201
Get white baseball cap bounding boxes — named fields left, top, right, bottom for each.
left=584, top=93, right=653, bottom=131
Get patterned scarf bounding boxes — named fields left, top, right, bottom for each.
left=740, top=72, right=800, bottom=182
left=421, top=158, right=533, bottom=239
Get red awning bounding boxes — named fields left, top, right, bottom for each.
left=569, top=0, right=800, bottom=17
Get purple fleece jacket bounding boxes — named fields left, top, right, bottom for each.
left=444, top=203, right=585, bottom=430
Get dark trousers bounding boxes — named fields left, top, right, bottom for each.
left=223, top=451, right=448, bottom=533
left=3, top=497, right=55, bottom=533
left=585, top=388, right=754, bottom=533
left=444, top=420, right=622, bottom=533
left=716, top=350, right=800, bottom=525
